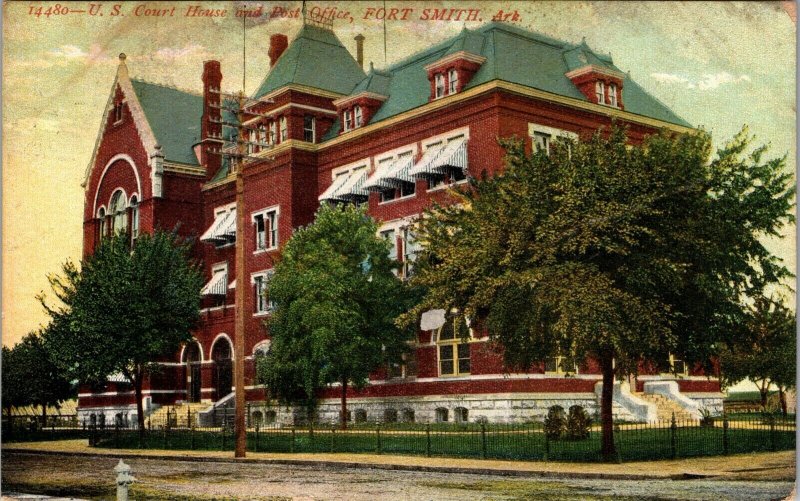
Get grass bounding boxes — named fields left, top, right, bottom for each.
left=82, top=420, right=795, bottom=463
left=420, top=479, right=664, bottom=501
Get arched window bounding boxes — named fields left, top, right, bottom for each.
left=454, top=407, right=468, bottom=423
left=97, top=207, right=106, bottom=240
left=109, top=190, right=127, bottom=234
left=383, top=408, right=398, bottom=423
left=608, top=83, right=618, bottom=107
left=448, top=69, right=458, bottom=94
left=129, top=195, right=139, bottom=242
left=435, top=407, right=448, bottom=423
left=401, top=408, right=415, bottom=423
left=435, top=74, right=445, bottom=98
left=595, top=81, right=606, bottom=105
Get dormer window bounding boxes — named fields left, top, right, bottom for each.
left=353, top=106, right=363, bottom=128
left=608, top=83, right=618, bottom=107
left=595, top=81, right=605, bottom=105
left=448, top=69, right=458, bottom=94
left=343, top=110, right=353, bottom=131
left=279, top=116, right=288, bottom=142
left=435, top=74, right=445, bottom=99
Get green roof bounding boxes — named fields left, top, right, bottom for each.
left=322, top=22, right=689, bottom=140
left=130, top=79, right=203, bottom=165
left=252, top=24, right=366, bottom=99
left=351, top=66, right=392, bottom=96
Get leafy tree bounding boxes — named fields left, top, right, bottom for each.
left=5, top=332, right=75, bottom=426
left=257, top=204, right=414, bottom=429
left=40, top=231, right=204, bottom=437
left=406, top=126, right=794, bottom=460
left=721, top=296, right=796, bottom=414
left=2, top=345, right=26, bottom=434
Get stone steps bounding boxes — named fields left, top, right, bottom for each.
left=148, top=402, right=208, bottom=428
left=637, top=393, right=696, bottom=422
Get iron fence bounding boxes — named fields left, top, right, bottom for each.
left=55, top=410, right=796, bottom=463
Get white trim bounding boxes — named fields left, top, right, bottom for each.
left=92, top=154, right=143, bottom=214
left=565, top=64, right=626, bottom=81
left=242, top=102, right=337, bottom=125
left=210, top=332, right=234, bottom=357
left=251, top=205, right=280, bottom=251
left=423, top=51, right=487, bottom=72
left=252, top=340, right=271, bottom=356
left=179, top=339, right=205, bottom=363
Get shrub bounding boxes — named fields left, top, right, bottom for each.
left=699, top=408, right=715, bottom=428
left=566, top=405, right=591, bottom=440
left=544, top=405, right=566, bottom=440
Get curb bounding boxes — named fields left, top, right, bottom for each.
left=2, top=448, right=708, bottom=481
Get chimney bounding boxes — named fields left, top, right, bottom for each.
left=355, top=34, right=365, bottom=70
left=201, top=60, right=222, bottom=180
left=269, top=34, right=288, bottom=67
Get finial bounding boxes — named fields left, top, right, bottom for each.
left=369, top=61, right=374, bottom=72
left=119, top=53, right=127, bottom=62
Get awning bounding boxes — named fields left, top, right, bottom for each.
left=200, top=209, right=236, bottom=244
left=431, top=136, right=468, bottom=172
left=383, top=154, right=416, bottom=185
left=409, top=142, right=447, bottom=177
left=201, top=269, right=228, bottom=296
left=319, top=172, right=353, bottom=202
left=336, top=167, right=369, bottom=200
left=363, top=159, right=396, bottom=191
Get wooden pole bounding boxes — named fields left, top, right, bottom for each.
left=234, top=90, right=247, bottom=458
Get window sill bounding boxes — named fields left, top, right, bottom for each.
left=437, top=373, right=471, bottom=379
left=426, top=178, right=468, bottom=193
left=378, top=193, right=416, bottom=206
left=253, top=247, right=278, bottom=255
left=253, top=312, right=271, bottom=318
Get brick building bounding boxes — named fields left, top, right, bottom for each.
left=78, top=21, right=722, bottom=427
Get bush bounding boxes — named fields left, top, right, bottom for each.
left=565, top=405, right=591, bottom=440
left=699, top=408, right=715, bottom=428
left=544, top=405, right=566, bottom=440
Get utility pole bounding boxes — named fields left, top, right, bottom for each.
left=209, top=89, right=273, bottom=458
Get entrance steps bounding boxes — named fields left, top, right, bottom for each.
left=147, top=402, right=208, bottom=428
left=636, top=393, right=698, bottom=422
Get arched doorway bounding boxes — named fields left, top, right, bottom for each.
left=211, top=338, right=232, bottom=401
left=183, top=342, right=202, bottom=403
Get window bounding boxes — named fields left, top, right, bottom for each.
left=529, top=124, right=578, bottom=157
left=97, top=207, right=106, bottom=240
left=258, top=124, right=267, bottom=147
left=130, top=196, right=139, bottom=242
left=253, top=270, right=275, bottom=314
left=279, top=116, right=288, bottom=141
left=343, top=110, right=353, bottom=131
left=545, top=354, right=579, bottom=375
left=608, top=83, right=618, bottom=107
left=437, top=314, right=471, bottom=376
left=380, top=189, right=397, bottom=203
left=400, top=180, right=415, bottom=197
left=253, top=207, right=279, bottom=251
left=388, top=351, right=417, bottom=379
left=268, top=121, right=277, bottom=145
left=454, top=407, right=468, bottom=423
left=353, top=106, right=363, bottom=128
left=435, top=407, right=449, bottom=422
left=533, top=131, right=551, bottom=154
left=303, top=115, right=315, bottom=142
left=113, top=102, right=123, bottom=122
left=435, top=74, right=445, bottom=98
left=401, top=227, right=420, bottom=278
left=668, top=353, right=688, bottom=376
left=109, top=190, right=127, bottom=234
left=595, top=81, right=605, bottom=105
left=448, top=68, right=458, bottom=94
left=381, top=229, right=397, bottom=261
left=248, top=128, right=257, bottom=154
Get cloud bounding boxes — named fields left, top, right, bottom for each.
left=48, top=45, right=88, bottom=59
left=154, top=43, right=212, bottom=61
left=651, top=71, right=751, bottom=90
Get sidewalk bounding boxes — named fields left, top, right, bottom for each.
left=4, top=440, right=795, bottom=482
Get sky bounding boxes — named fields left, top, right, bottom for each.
left=2, top=1, right=796, bottom=348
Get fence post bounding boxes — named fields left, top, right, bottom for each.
left=221, top=423, right=226, bottom=450
left=425, top=424, right=431, bottom=457
left=330, top=428, right=336, bottom=453
left=481, top=423, right=487, bottom=459
left=670, top=412, right=677, bottom=460
left=115, top=422, right=120, bottom=448
left=291, top=428, right=296, bottom=453
left=190, top=424, right=195, bottom=450
left=770, top=419, right=776, bottom=452
left=376, top=423, right=382, bottom=454
left=254, top=423, right=259, bottom=453
left=187, top=407, right=191, bottom=428
left=722, top=414, right=729, bottom=455
left=544, top=431, right=550, bottom=461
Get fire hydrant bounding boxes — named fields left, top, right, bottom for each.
left=114, top=459, right=136, bottom=501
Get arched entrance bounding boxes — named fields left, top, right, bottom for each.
left=211, top=338, right=232, bottom=401
left=183, top=342, right=202, bottom=403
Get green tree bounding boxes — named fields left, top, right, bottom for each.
left=721, top=296, right=796, bottom=414
left=2, top=345, right=26, bottom=435
left=257, top=204, right=414, bottom=429
left=6, top=332, right=75, bottom=427
left=40, top=231, right=204, bottom=437
left=406, top=127, right=794, bottom=460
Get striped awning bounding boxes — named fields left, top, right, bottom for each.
left=363, top=159, right=396, bottom=191
left=201, top=269, right=228, bottom=296
left=319, top=172, right=353, bottom=202
left=200, top=209, right=236, bottom=244
left=384, top=154, right=416, bottom=185
left=431, top=136, right=468, bottom=172
left=409, top=142, right=446, bottom=177
left=337, top=168, right=369, bottom=200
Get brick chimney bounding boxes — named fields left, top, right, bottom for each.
left=269, top=34, right=288, bottom=67
left=355, top=34, right=365, bottom=70
left=201, top=60, right=222, bottom=181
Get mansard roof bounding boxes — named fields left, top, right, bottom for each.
left=323, top=22, right=689, bottom=140
left=129, top=80, right=203, bottom=166
left=252, top=24, right=366, bottom=99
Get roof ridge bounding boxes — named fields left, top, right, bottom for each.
left=130, top=77, right=202, bottom=97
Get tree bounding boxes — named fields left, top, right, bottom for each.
left=406, top=126, right=794, bottom=460
left=2, top=345, right=26, bottom=435
left=40, top=231, right=204, bottom=437
left=721, top=296, right=796, bottom=414
left=5, top=332, right=75, bottom=426
left=257, top=204, right=414, bottom=429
